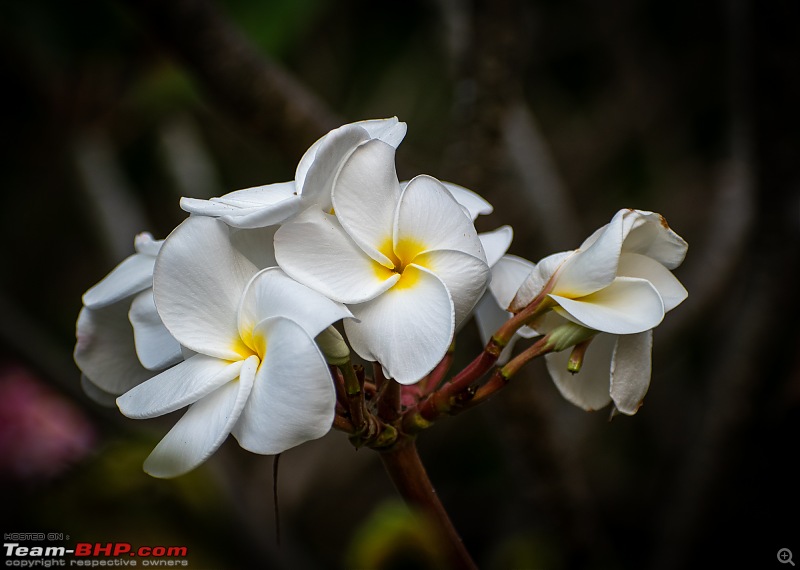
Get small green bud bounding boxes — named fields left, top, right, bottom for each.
left=544, top=321, right=596, bottom=353
left=315, top=326, right=350, bottom=366
left=567, top=338, right=593, bottom=373
left=371, top=424, right=399, bottom=448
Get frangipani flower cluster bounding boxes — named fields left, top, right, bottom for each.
left=75, top=117, right=688, bottom=480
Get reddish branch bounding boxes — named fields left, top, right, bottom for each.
left=379, top=439, right=478, bottom=570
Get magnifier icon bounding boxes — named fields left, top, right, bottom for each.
left=778, top=548, right=795, bottom=566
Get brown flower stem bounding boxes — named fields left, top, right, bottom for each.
left=400, top=294, right=554, bottom=433
left=501, top=290, right=554, bottom=342
left=403, top=339, right=500, bottom=430
left=378, top=439, right=478, bottom=570
left=329, top=366, right=348, bottom=410
left=373, top=362, right=388, bottom=391
left=363, top=381, right=378, bottom=400
left=377, top=378, right=402, bottom=422
left=338, top=362, right=369, bottom=434
left=468, top=336, right=553, bottom=408
left=421, top=342, right=456, bottom=395
left=399, top=340, right=499, bottom=432
left=332, top=413, right=355, bottom=433
left=403, top=332, right=555, bottom=432
left=438, top=293, right=552, bottom=403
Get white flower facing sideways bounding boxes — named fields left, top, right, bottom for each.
left=275, top=139, right=491, bottom=384
left=75, top=233, right=183, bottom=405
left=510, top=209, right=688, bottom=414
left=179, top=118, right=408, bottom=228
left=116, top=216, right=351, bottom=478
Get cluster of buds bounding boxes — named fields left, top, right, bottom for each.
left=75, top=118, right=687, bottom=478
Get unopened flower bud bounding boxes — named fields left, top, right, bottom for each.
left=544, top=321, right=596, bottom=353
left=567, top=338, right=593, bottom=374
left=315, top=326, right=350, bottom=366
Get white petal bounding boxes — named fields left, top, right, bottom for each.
left=217, top=195, right=300, bottom=228
left=440, top=181, right=493, bottom=221
left=550, top=276, right=665, bottom=334
left=238, top=268, right=352, bottom=340
left=411, top=249, right=489, bottom=328
left=395, top=175, right=486, bottom=262
left=82, top=253, right=155, bottom=309
left=117, top=354, right=243, bottom=419
left=295, top=131, right=334, bottom=196
left=618, top=253, right=687, bottom=312
left=275, top=207, right=398, bottom=303
left=621, top=209, right=688, bottom=270
left=479, top=226, right=513, bottom=268
left=142, top=356, right=257, bottom=478
left=331, top=139, right=401, bottom=266
left=233, top=317, right=334, bottom=454
left=610, top=330, right=653, bottom=415
left=545, top=332, right=616, bottom=411
left=355, top=117, right=407, bottom=148
left=180, top=182, right=300, bottom=229
left=553, top=210, right=624, bottom=297
left=509, top=251, right=572, bottom=312
left=297, top=124, right=370, bottom=209
left=473, top=292, right=507, bottom=345
left=74, top=304, right=154, bottom=395
left=490, top=254, right=537, bottom=310
left=229, top=226, right=278, bottom=270
left=295, top=118, right=406, bottom=197
left=134, top=232, right=162, bottom=257
left=187, top=181, right=296, bottom=209
left=528, top=309, right=569, bottom=336
left=154, top=216, right=258, bottom=360
left=344, top=265, right=455, bottom=385
left=129, top=290, right=183, bottom=371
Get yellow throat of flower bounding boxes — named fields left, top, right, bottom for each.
left=374, top=236, right=426, bottom=290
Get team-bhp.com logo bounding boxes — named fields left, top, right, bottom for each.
left=4, top=540, right=189, bottom=567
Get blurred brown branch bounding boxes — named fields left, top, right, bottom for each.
left=72, top=131, right=153, bottom=262
left=119, top=0, right=341, bottom=159
left=502, top=102, right=582, bottom=251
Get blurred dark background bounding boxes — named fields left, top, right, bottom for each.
left=1, top=0, right=798, bottom=568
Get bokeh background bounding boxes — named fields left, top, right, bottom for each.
left=1, top=0, right=798, bottom=568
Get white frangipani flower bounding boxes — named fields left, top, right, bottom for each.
left=117, top=216, right=351, bottom=478
left=75, top=233, right=183, bottom=404
left=275, top=139, right=490, bottom=384
left=179, top=118, right=408, bottom=228
left=511, top=209, right=688, bottom=414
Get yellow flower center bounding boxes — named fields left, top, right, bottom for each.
left=231, top=328, right=267, bottom=361
left=374, top=236, right=427, bottom=290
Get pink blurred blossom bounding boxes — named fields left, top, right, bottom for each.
left=0, top=364, right=96, bottom=480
